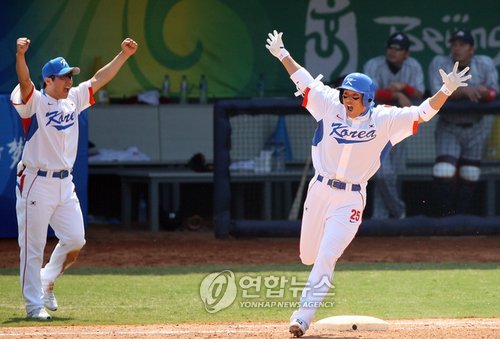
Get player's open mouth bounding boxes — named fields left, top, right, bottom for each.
left=347, top=105, right=353, bottom=112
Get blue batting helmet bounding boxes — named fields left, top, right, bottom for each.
left=338, top=72, right=375, bottom=107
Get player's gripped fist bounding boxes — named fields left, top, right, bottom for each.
left=439, top=61, right=472, bottom=96
left=16, top=37, right=30, bottom=55
left=266, top=30, right=290, bottom=61
left=121, top=38, right=139, bottom=56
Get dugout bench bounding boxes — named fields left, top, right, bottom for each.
left=110, top=164, right=500, bottom=231
left=88, top=161, right=500, bottom=232
left=114, top=168, right=313, bottom=231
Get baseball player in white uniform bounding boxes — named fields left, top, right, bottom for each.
left=364, top=32, right=425, bottom=219
left=428, top=29, right=498, bottom=216
left=265, top=30, right=471, bottom=337
left=11, top=37, right=138, bottom=320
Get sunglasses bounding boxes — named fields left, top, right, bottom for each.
left=50, top=73, right=73, bottom=81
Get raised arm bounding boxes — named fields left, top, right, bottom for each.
left=15, top=37, right=34, bottom=102
left=266, top=29, right=325, bottom=99
left=265, top=30, right=302, bottom=76
left=418, top=61, right=471, bottom=123
left=91, top=38, right=138, bottom=93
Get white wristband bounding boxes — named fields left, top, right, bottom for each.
left=418, top=98, right=439, bottom=122
left=278, top=48, right=290, bottom=61
left=440, top=84, right=453, bottom=96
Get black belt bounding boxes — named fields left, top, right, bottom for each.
left=317, top=175, right=361, bottom=191
left=37, top=169, right=70, bottom=179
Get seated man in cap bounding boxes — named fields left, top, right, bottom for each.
left=363, top=32, right=425, bottom=219
left=428, top=29, right=498, bottom=216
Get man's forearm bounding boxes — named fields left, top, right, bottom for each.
left=91, top=51, right=130, bottom=92
left=281, top=55, right=302, bottom=77
left=16, top=53, right=33, bottom=101
left=16, top=53, right=31, bottom=85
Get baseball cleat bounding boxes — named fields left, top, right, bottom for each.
left=289, top=318, right=307, bottom=337
left=27, top=308, right=52, bottom=320
left=43, top=290, right=58, bottom=311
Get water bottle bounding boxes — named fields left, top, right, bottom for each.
left=274, top=142, right=286, bottom=172
left=257, top=74, right=265, bottom=97
left=168, top=212, right=178, bottom=228
left=138, top=193, right=147, bottom=224
left=199, top=74, right=208, bottom=104
left=179, top=75, right=189, bottom=104
left=162, top=74, right=170, bottom=98
left=97, top=88, right=110, bottom=104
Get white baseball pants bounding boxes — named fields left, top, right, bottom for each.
left=290, top=176, right=366, bottom=327
left=16, top=168, right=85, bottom=313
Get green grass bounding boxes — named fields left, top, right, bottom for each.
left=0, top=263, right=498, bottom=326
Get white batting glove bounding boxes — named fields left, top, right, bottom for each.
left=265, top=30, right=290, bottom=61
left=439, top=61, right=472, bottom=96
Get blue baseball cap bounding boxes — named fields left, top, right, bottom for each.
left=42, top=57, right=80, bottom=79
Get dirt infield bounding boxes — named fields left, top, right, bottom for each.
left=1, top=224, right=499, bottom=268
left=2, top=319, right=499, bottom=338
left=1, top=225, right=499, bottom=338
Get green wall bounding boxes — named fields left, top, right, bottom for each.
left=1, top=0, right=498, bottom=99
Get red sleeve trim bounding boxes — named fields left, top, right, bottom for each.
left=22, top=118, right=32, bottom=136
left=412, top=121, right=419, bottom=135
left=22, top=85, right=35, bottom=104
left=403, top=85, right=416, bottom=97
left=88, top=86, right=95, bottom=105
left=19, top=174, right=26, bottom=194
left=484, top=88, right=497, bottom=102
left=375, top=89, right=393, bottom=102
left=302, top=87, right=310, bottom=107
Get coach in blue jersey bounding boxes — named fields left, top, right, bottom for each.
left=429, top=29, right=498, bottom=216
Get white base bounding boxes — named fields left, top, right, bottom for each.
left=315, top=315, right=389, bottom=331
